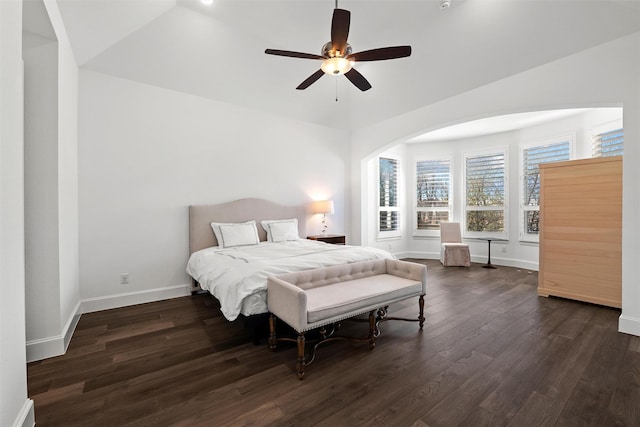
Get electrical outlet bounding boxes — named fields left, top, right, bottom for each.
left=501, top=246, right=507, bottom=253
left=120, top=273, right=129, bottom=285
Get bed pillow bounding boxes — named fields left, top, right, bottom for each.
left=217, top=222, right=260, bottom=248
left=269, top=220, right=301, bottom=243
left=211, top=220, right=257, bottom=248
left=260, top=218, right=300, bottom=242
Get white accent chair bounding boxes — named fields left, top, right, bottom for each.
left=440, top=222, right=471, bottom=267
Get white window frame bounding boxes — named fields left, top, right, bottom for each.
left=377, top=156, right=402, bottom=239
left=519, top=134, right=574, bottom=243
left=592, top=119, right=623, bottom=158
left=463, top=147, right=508, bottom=239
left=413, top=156, right=453, bottom=237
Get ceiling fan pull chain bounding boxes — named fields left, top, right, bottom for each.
left=335, top=78, right=338, bottom=102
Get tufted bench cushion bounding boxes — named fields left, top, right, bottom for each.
left=268, top=258, right=427, bottom=333
left=305, top=275, right=423, bottom=323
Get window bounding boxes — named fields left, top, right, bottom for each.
left=464, top=150, right=507, bottom=237
left=379, top=157, right=399, bottom=234
left=520, top=138, right=571, bottom=241
left=415, top=159, right=451, bottom=234
left=592, top=121, right=623, bottom=158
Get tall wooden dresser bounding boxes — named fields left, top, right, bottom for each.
left=538, top=157, right=622, bottom=308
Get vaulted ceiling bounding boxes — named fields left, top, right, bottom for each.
left=51, top=0, right=640, bottom=130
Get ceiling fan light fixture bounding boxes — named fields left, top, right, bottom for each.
left=321, top=57, right=352, bottom=75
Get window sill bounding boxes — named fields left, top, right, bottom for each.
left=412, top=234, right=440, bottom=240
left=376, top=235, right=402, bottom=242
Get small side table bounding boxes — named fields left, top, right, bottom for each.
left=307, top=234, right=346, bottom=245
left=481, top=238, right=507, bottom=269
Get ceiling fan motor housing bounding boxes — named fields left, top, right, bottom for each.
left=322, top=41, right=352, bottom=59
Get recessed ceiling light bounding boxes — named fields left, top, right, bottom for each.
left=201, top=0, right=213, bottom=5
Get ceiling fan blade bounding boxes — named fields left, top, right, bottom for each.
left=344, top=68, right=372, bottom=92
left=296, top=69, right=325, bottom=90
left=347, top=46, right=412, bottom=62
left=265, top=49, right=324, bottom=60
left=331, top=8, right=351, bottom=54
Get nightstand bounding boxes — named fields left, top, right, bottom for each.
left=307, top=234, right=346, bottom=245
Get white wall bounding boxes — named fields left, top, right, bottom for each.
left=351, top=32, right=640, bottom=336
left=23, top=0, right=81, bottom=362
left=52, top=0, right=81, bottom=350
left=23, top=35, right=62, bottom=346
left=0, top=0, right=34, bottom=425
left=78, top=69, right=350, bottom=309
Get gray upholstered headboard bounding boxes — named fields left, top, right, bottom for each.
left=189, top=198, right=308, bottom=254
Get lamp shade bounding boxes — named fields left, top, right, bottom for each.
left=312, top=200, right=335, bottom=215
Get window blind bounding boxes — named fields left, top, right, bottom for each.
left=416, top=159, right=450, bottom=230
left=379, top=157, right=399, bottom=232
left=379, top=157, right=398, bottom=208
left=465, top=151, right=506, bottom=233
left=416, top=160, right=450, bottom=208
left=521, top=141, right=570, bottom=239
left=592, top=128, right=623, bottom=158
left=523, top=142, right=570, bottom=206
left=466, top=153, right=505, bottom=207
left=379, top=211, right=399, bottom=232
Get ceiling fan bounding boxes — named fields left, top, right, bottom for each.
left=265, top=5, right=411, bottom=92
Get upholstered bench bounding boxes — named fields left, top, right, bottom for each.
left=267, top=259, right=427, bottom=379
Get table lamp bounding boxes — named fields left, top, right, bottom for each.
left=312, top=200, right=334, bottom=235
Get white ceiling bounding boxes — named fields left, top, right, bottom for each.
left=37, top=0, right=640, bottom=130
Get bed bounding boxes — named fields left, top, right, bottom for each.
left=187, top=198, right=394, bottom=321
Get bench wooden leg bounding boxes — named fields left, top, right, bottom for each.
left=296, top=333, right=306, bottom=380
left=268, top=314, right=277, bottom=351
left=418, top=295, right=425, bottom=329
left=368, top=310, right=377, bottom=350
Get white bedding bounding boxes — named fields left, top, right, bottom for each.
left=186, top=239, right=394, bottom=320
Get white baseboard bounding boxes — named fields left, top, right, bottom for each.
left=26, top=301, right=81, bottom=363
left=12, top=398, right=34, bottom=427
left=480, top=256, right=538, bottom=271
left=397, top=251, right=539, bottom=271
left=619, top=314, right=640, bottom=337
left=81, top=284, right=191, bottom=314
left=64, top=307, right=82, bottom=350
left=26, top=285, right=191, bottom=362
left=26, top=335, right=65, bottom=363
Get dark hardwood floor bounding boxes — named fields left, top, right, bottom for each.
left=28, top=260, right=640, bottom=426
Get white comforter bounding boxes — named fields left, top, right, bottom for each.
left=186, top=240, right=394, bottom=321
